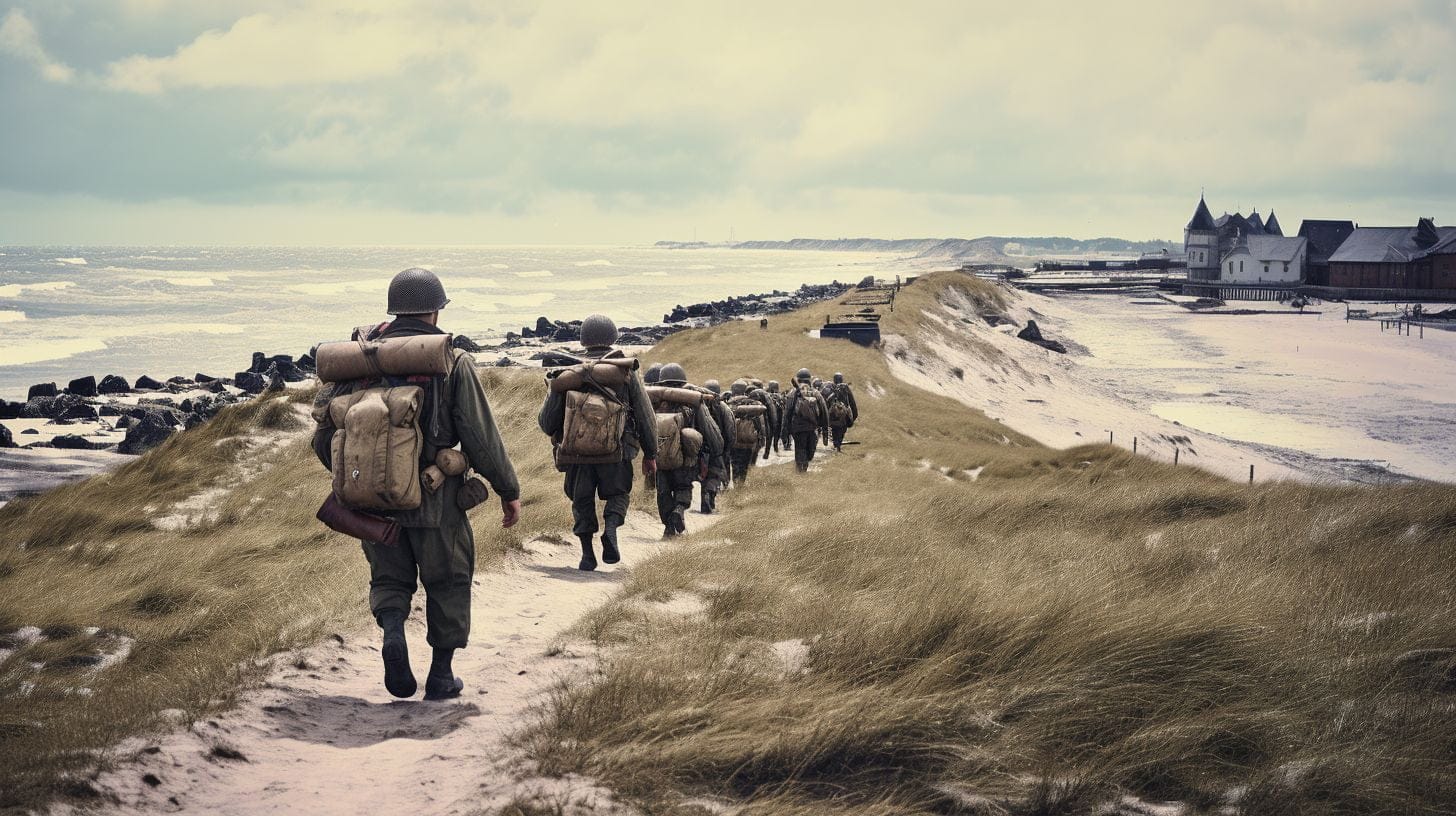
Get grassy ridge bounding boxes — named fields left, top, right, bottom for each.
left=521, top=273, right=1456, bottom=814
left=0, top=371, right=572, bottom=811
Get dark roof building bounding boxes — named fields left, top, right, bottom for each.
left=1264, top=211, right=1283, bottom=237
left=1327, top=218, right=1456, bottom=292
left=1186, top=197, right=1216, bottom=232
left=1295, top=219, right=1356, bottom=285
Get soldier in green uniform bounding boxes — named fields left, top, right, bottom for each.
left=698, top=379, right=735, bottom=513
left=537, top=315, right=658, bottom=571
left=652, top=363, right=723, bottom=536
left=781, top=367, right=830, bottom=473
left=312, top=268, right=522, bottom=702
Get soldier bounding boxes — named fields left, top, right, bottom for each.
left=312, top=267, right=522, bottom=701
left=537, top=315, right=658, bottom=572
left=698, top=380, right=735, bottom=513
left=727, top=380, right=770, bottom=483
left=643, top=362, right=663, bottom=386
left=651, top=363, right=723, bottom=536
left=781, top=368, right=829, bottom=473
left=765, top=380, right=787, bottom=453
left=825, top=372, right=860, bottom=452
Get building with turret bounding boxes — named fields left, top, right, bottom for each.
left=1183, top=195, right=1296, bottom=283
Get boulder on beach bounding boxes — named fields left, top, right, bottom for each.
left=98, top=374, right=131, bottom=394
left=452, top=335, right=483, bottom=353
left=66, top=375, right=98, bottom=397
left=21, top=395, right=59, bottom=419
left=50, top=434, right=102, bottom=451
left=134, top=375, right=165, bottom=390
left=0, top=399, right=21, bottom=420
left=99, top=404, right=122, bottom=417
left=118, top=412, right=177, bottom=455
left=0, top=424, right=13, bottom=448
left=234, top=371, right=267, bottom=394
left=167, top=376, right=193, bottom=386
left=28, top=383, right=58, bottom=399
left=194, top=372, right=217, bottom=383
left=1017, top=320, right=1044, bottom=342
left=53, top=401, right=99, bottom=423
left=495, top=356, right=515, bottom=367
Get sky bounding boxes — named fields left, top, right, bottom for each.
left=0, top=0, right=1453, bottom=245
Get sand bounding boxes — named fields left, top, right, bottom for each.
left=68, top=453, right=793, bottom=816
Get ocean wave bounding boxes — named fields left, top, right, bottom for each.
left=0, top=337, right=106, bottom=367
left=487, top=263, right=510, bottom=269
left=0, top=310, right=25, bottom=322
left=641, top=271, right=669, bottom=277
left=515, top=270, right=554, bottom=278
left=684, top=264, right=716, bottom=270
left=288, top=280, right=378, bottom=296
left=0, top=281, right=77, bottom=297
left=56, top=257, right=88, bottom=266
left=573, top=260, right=614, bottom=267
left=163, top=277, right=217, bottom=287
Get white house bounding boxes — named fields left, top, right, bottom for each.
left=1220, top=235, right=1307, bottom=284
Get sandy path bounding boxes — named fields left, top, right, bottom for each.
left=74, top=454, right=791, bottom=816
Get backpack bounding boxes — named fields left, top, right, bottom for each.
left=728, top=397, right=765, bottom=449
left=553, top=364, right=628, bottom=466
left=795, top=383, right=822, bottom=423
left=557, top=388, right=627, bottom=465
left=327, top=385, right=425, bottom=511
left=827, top=385, right=852, bottom=428
left=654, top=408, right=690, bottom=470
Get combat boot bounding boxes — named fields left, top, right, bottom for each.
left=601, top=520, right=621, bottom=564
left=423, top=648, right=464, bottom=701
left=700, top=491, right=714, bottom=514
left=578, top=534, right=597, bottom=571
left=377, top=609, right=416, bottom=699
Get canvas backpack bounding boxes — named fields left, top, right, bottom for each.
left=326, top=385, right=426, bottom=512
left=654, top=407, right=690, bottom=470
left=729, top=397, right=764, bottom=449
left=795, top=383, right=822, bottom=423
left=555, top=366, right=628, bottom=466
left=827, top=385, right=852, bottom=427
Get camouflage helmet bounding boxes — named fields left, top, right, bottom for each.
left=644, top=363, right=663, bottom=385
left=704, top=379, right=722, bottom=394
left=731, top=379, right=748, bottom=395
left=580, top=314, right=618, bottom=349
left=767, top=380, right=780, bottom=393
left=387, top=267, right=449, bottom=315
left=659, top=362, right=688, bottom=385
left=795, top=368, right=811, bottom=382
left=833, top=372, right=844, bottom=384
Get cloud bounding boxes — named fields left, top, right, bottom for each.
left=0, top=8, right=74, bottom=82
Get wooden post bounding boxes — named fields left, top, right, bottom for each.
left=1133, top=437, right=1138, bottom=454
left=1109, top=431, right=1114, bottom=444
left=1249, top=464, right=1255, bottom=484
left=1174, top=449, right=1179, bottom=466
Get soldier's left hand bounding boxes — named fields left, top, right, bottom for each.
left=501, top=498, right=521, bottom=528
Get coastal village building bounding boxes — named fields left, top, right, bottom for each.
left=1221, top=235, right=1307, bottom=284
left=1327, top=218, right=1456, bottom=293
left=1296, top=219, right=1356, bottom=286
left=1183, top=196, right=1290, bottom=283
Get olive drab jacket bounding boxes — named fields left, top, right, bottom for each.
left=536, top=348, right=659, bottom=463
left=311, top=317, right=521, bottom=527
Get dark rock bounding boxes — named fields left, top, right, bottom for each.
left=134, top=375, right=165, bottom=390
left=23, top=393, right=86, bottom=420
left=166, top=376, right=193, bottom=386
left=53, top=401, right=99, bottom=422
left=234, top=371, right=267, bottom=394
left=138, top=397, right=178, bottom=408
left=178, top=399, right=194, bottom=413
left=183, top=412, right=207, bottom=430
left=51, top=434, right=101, bottom=451
left=1036, top=340, right=1068, bottom=354
left=28, top=382, right=58, bottom=399
left=119, top=412, right=177, bottom=455
left=534, top=316, right=554, bottom=335
left=0, top=399, right=21, bottom=420
left=264, top=365, right=285, bottom=392
left=99, top=404, right=122, bottom=417
left=194, top=372, right=218, bottom=383
left=66, top=376, right=98, bottom=397
left=857, top=274, right=877, bottom=288
left=201, top=379, right=226, bottom=394
left=250, top=352, right=268, bottom=373
left=297, top=352, right=316, bottom=371
left=495, top=356, right=515, bottom=367
left=1016, top=320, right=1044, bottom=342
left=0, top=424, right=12, bottom=448
left=452, top=335, right=483, bottom=353
left=21, top=428, right=39, bottom=434
left=22, top=396, right=57, bottom=419
left=551, top=326, right=579, bottom=342
left=114, top=416, right=132, bottom=430
left=97, top=374, right=131, bottom=394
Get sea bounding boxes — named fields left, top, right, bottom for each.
left=0, top=246, right=893, bottom=400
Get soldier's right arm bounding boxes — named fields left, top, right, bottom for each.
left=628, top=373, right=658, bottom=460
left=537, top=388, right=565, bottom=436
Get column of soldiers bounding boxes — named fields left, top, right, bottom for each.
left=315, top=271, right=860, bottom=701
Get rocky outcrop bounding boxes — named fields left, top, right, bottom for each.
left=134, top=375, right=165, bottom=390
left=663, top=282, right=853, bottom=324
left=118, top=412, right=177, bottom=455
left=0, top=424, right=13, bottom=448
left=49, top=434, right=102, bottom=451
left=28, top=383, right=58, bottom=399
left=66, top=376, right=98, bottom=397
left=98, top=374, right=131, bottom=394
left=234, top=371, right=267, bottom=394
left=1016, top=320, right=1067, bottom=354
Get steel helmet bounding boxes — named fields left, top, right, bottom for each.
left=644, top=363, right=663, bottom=385
left=659, top=363, right=688, bottom=385
left=704, top=379, right=722, bottom=394
left=833, top=372, right=844, bottom=384
left=386, top=267, right=449, bottom=315
left=731, top=379, right=748, bottom=395
left=580, top=314, right=618, bottom=349
left=767, top=380, right=780, bottom=393
left=795, top=368, right=811, bottom=382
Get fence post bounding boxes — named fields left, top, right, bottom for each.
left=1109, top=431, right=1114, bottom=444
left=1174, top=449, right=1179, bottom=466
left=1249, top=464, right=1255, bottom=484
left=1133, top=437, right=1138, bottom=454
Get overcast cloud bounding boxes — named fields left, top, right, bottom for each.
left=1, top=0, right=1453, bottom=244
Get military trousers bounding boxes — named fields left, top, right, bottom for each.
left=362, top=516, right=475, bottom=650
left=563, top=459, right=634, bottom=537
left=792, top=431, right=820, bottom=472
left=655, top=467, right=697, bottom=527
left=830, top=425, right=848, bottom=450
left=729, top=447, right=757, bottom=483
left=700, top=455, right=728, bottom=494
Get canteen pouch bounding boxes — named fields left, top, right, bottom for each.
left=457, top=476, right=490, bottom=512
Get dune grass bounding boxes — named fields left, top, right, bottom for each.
left=0, top=371, right=572, bottom=811
left=518, top=273, right=1456, bottom=814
